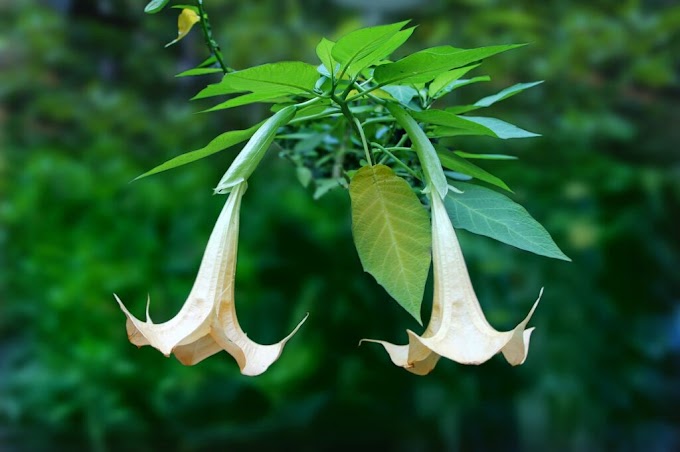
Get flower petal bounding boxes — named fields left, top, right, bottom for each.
left=360, top=339, right=440, bottom=375
left=211, top=311, right=308, bottom=376
left=115, top=182, right=247, bottom=356
left=115, top=294, right=213, bottom=356
left=173, top=334, right=223, bottom=365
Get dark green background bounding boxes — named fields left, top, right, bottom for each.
left=2, top=0, right=679, bottom=450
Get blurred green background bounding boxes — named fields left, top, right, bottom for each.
left=2, top=0, right=679, bottom=450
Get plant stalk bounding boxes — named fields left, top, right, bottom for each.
left=196, top=0, right=230, bottom=74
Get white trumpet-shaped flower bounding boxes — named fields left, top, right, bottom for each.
left=115, top=182, right=307, bottom=376
left=362, top=192, right=542, bottom=375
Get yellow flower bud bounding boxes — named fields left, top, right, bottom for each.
left=165, top=8, right=200, bottom=48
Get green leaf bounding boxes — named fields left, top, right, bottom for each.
left=316, top=38, right=337, bottom=78
left=436, top=149, right=512, bottom=192
left=428, top=64, right=481, bottom=98
left=196, top=56, right=217, bottom=68
left=351, top=27, right=415, bottom=76
left=133, top=123, right=262, bottom=181
left=170, top=5, right=199, bottom=13
left=461, top=116, right=540, bottom=139
left=349, top=165, right=432, bottom=322
left=374, top=43, right=525, bottom=85
left=296, top=167, right=312, bottom=188
left=381, top=85, right=419, bottom=106
left=176, top=67, right=224, bottom=77
left=290, top=101, right=335, bottom=120
left=194, top=62, right=320, bottom=99
left=444, top=182, right=571, bottom=261
left=387, top=103, right=448, bottom=198
left=454, top=151, right=518, bottom=160
left=474, top=81, right=543, bottom=107
left=411, top=110, right=496, bottom=137
left=431, top=76, right=490, bottom=99
left=201, top=91, right=292, bottom=112
left=332, top=21, right=411, bottom=78
left=429, top=126, right=491, bottom=138
left=144, top=0, right=170, bottom=14
left=444, top=105, right=479, bottom=114
left=313, top=178, right=342, bottom=200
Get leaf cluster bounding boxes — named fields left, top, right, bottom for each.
left=138, top=17, right=569, bottom=320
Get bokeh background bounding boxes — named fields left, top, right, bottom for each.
left=2, top=0, right=679, bottom=450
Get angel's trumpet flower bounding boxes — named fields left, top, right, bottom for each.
left=363, top=192, right=541, bottom=375
left=115, top=182, right=306, bottom=376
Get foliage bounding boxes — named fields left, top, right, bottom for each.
left=444, top=183, right=570, bottom=261
left=137, top=15, right=564, bottom=320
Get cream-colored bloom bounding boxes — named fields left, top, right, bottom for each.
left=362, top=192, right=541, bottom=375
left=115, top=182, right=307, bottom=376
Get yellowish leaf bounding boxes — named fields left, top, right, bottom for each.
left=165, top=8, right=200, bottom=48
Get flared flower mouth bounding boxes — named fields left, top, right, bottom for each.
left=115, top=182, right=307, bottom=376
left=362, top=192, right=541, bottom=375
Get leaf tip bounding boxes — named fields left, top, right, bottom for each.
left=130, top=173, right=148, bottom=183
left=404, top=303, right=423, bottom=327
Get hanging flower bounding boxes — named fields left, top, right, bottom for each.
left=115, top=182, right=307, bottom=376
left=362, top=192, right=542, bottom=375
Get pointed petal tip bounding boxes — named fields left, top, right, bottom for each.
left=496, top=289, right=543, bottom=366
left=284, top=312, right=309, bottom=342
left=504, top=327, right=535, bottom=366
left=523, top=287, right=544, bottom=324
left=359, top=335, right=440, bottom=375
left=113, top=293, right=133, bottom=316
left=217, top=312, right=310, bottom=377
left=145, top=294, right=152, bottom=322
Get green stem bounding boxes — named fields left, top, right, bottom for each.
left=361, top=116, right=395, bottom=127
left=346, top=83, right=386, bottom=102
left=295, top=96, right=325, bottom=108
left=346, top=81, right=387, bottom=104
left=354, top=118, right=372, bottom=166
left=340, top=79, right=356, bottom=100
left=371, top=142, right=420, bottom=179
left=394, top=133, right=409, bottom=148
left=196, top=0, right=230, bottom=74
left=289, top=111, right=341, bottom=125
left=331, top=94, right=360, bottom=135
left=332, top=123, right=348, bottom=179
